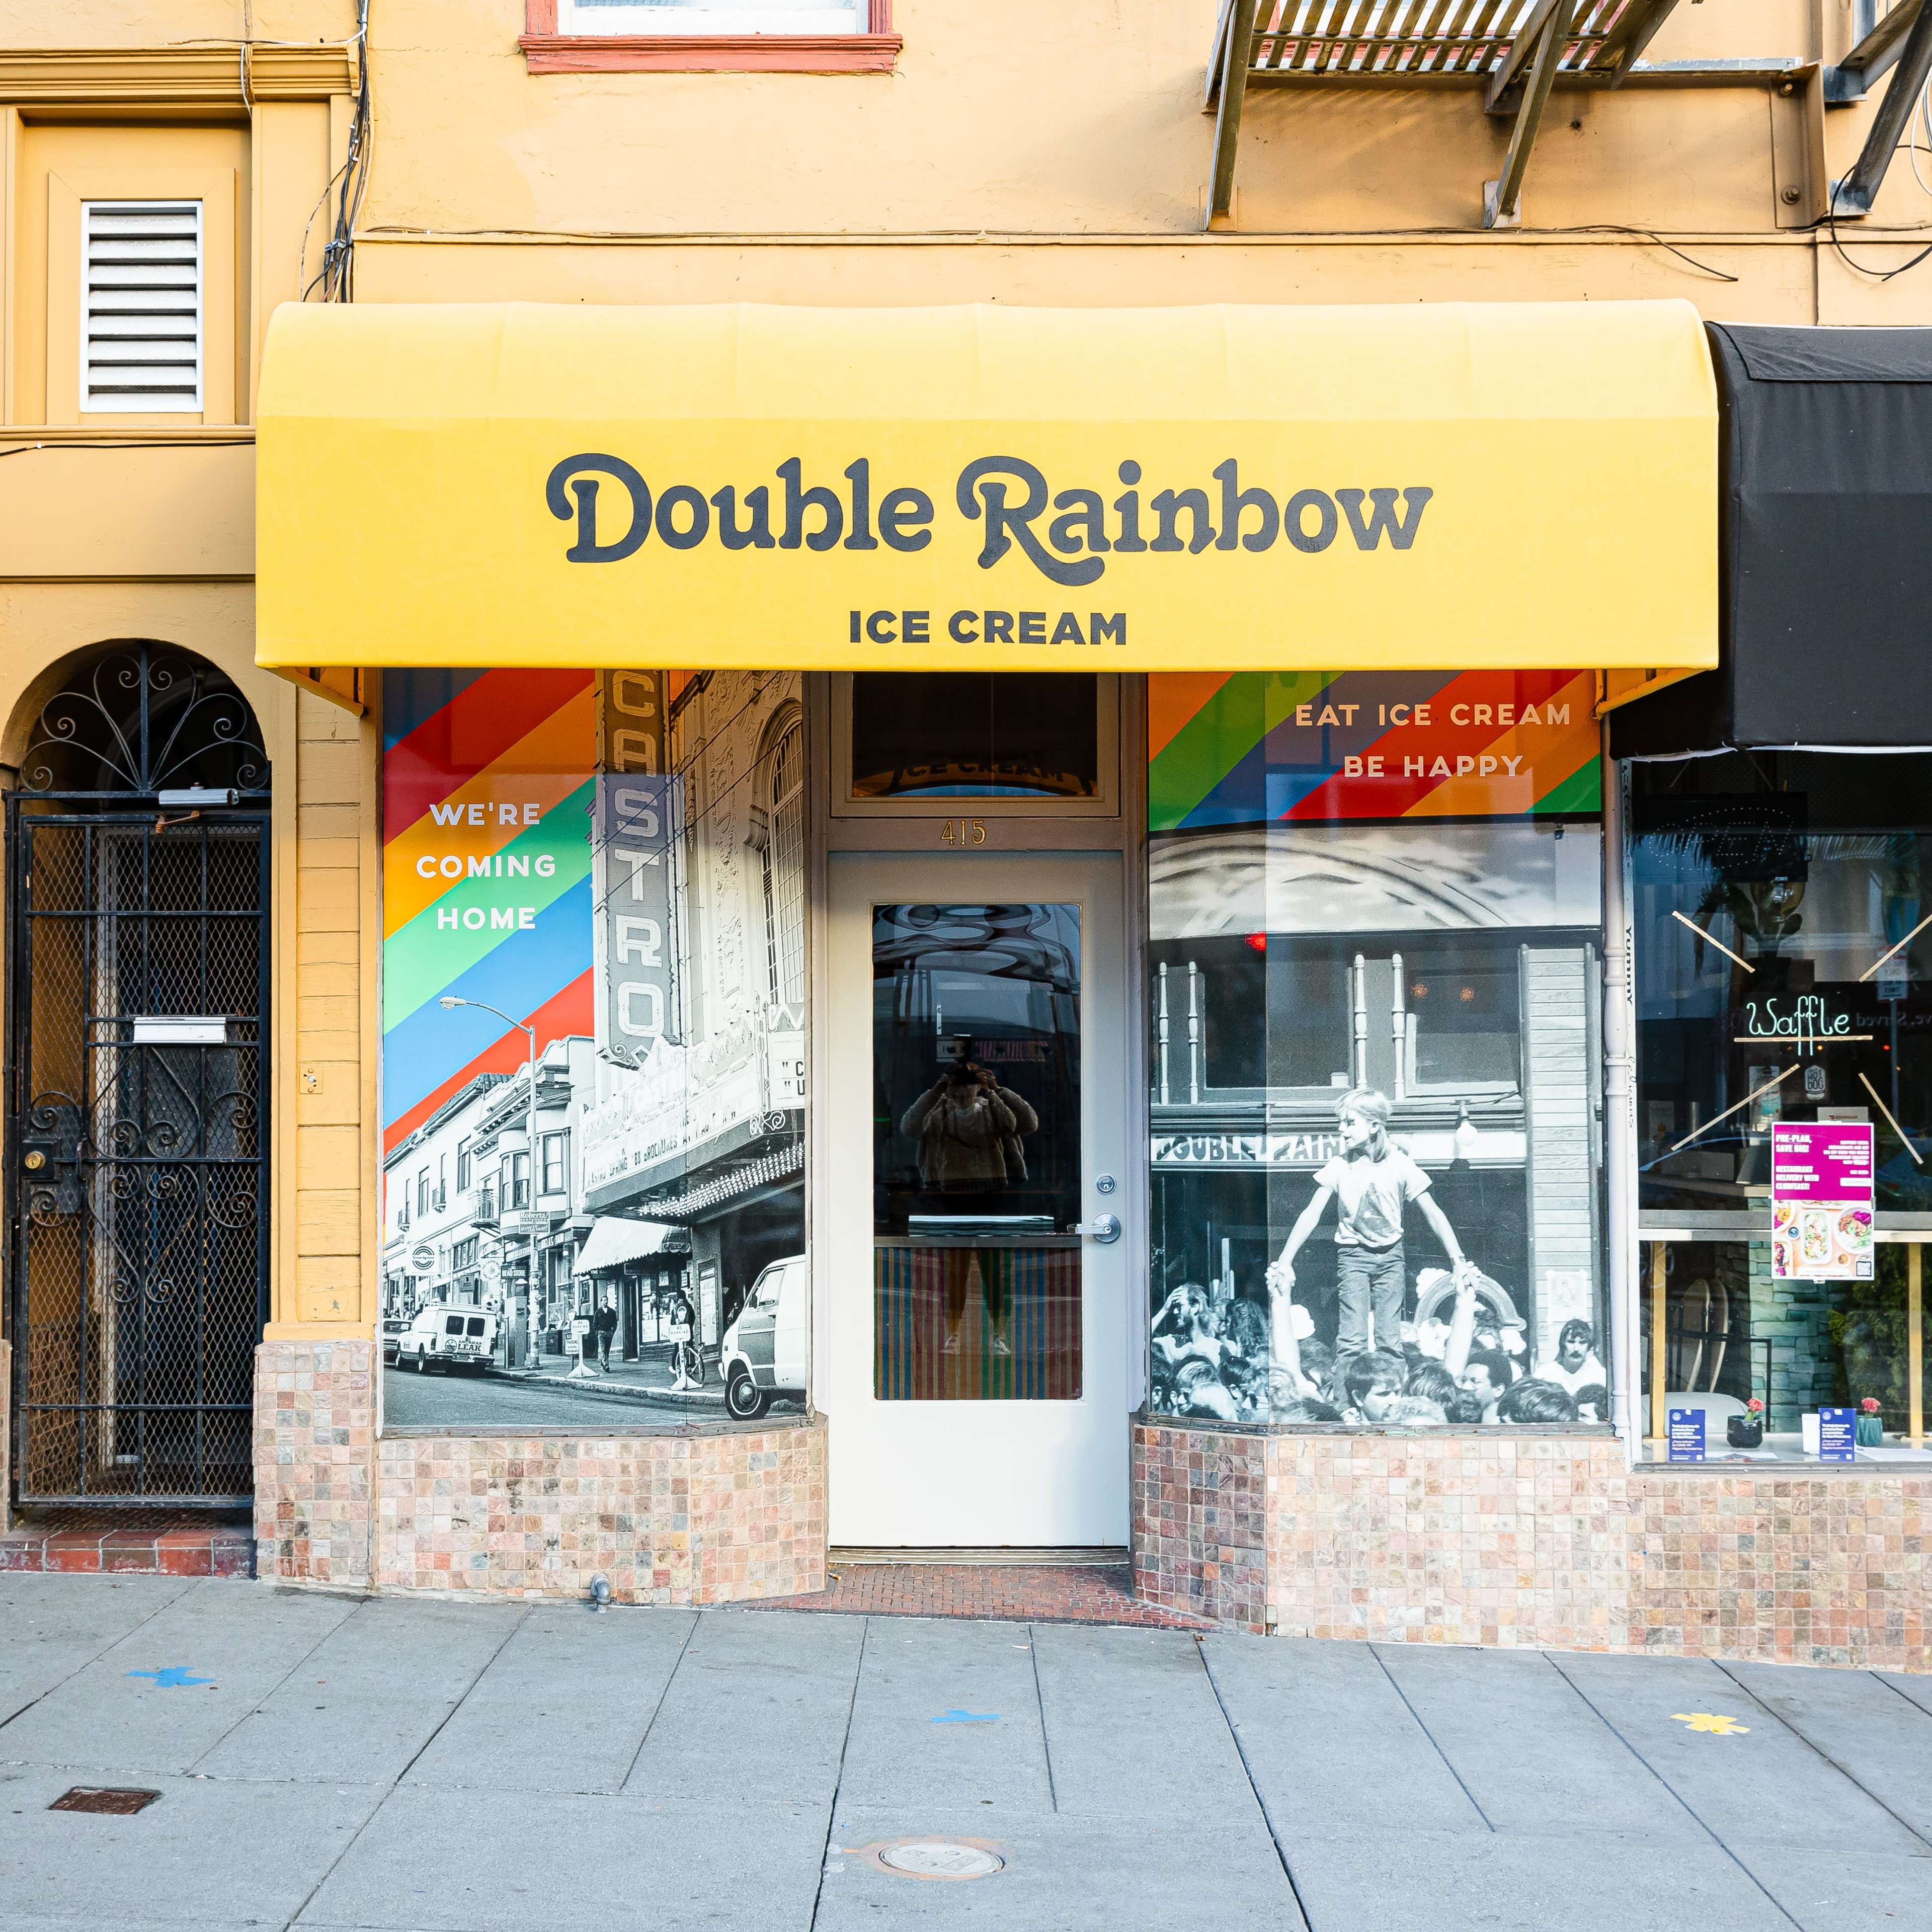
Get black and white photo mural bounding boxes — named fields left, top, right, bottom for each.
left=379, top=669, right=808, bottom=1427
left=1145, top=672, right=1609, bottom=1429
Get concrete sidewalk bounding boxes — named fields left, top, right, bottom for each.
left=492, top=1353, right=727, bottom=1406
left=0, top=1574, right=1926, bottom=1931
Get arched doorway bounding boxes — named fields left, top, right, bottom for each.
left=6, top=643, right=271, bottom=1506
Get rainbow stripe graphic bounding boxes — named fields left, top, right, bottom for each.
left=381, top=670, right=597, bottom=1153
left=1148, top=670, right=1600, bottom=833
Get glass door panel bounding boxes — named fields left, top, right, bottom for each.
left=872, top=902, right=1082, bottom=1400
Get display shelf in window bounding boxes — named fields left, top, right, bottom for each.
left=1638, top=1235, right=1928, bottom=1461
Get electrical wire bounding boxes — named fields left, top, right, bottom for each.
left=1909, top=57, right=1932, bottom=197
left=168, top=32, right=366, bottom=49
left=0, top=440, right=255, bottom=460
left=1826, top=55, right=1932, bottom=283
left=297, top=149, right=357, bottom=299
left=1548, top=224, right=1739, bottom=282
left=303, top=0, right=374, bottom=302
left=359, top=217, right=1746, bottom=263
left=1827, top=183, right=1932, bottom=281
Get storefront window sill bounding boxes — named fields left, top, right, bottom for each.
left=519, top=0, right=899, bottom=75
left=1638, top=1213, right=1932, bottom=1237
left=380, top=1412, right=816, bottom=1441
left=1137, top=1412, right=1617, bottom=1442
left=518, top=36, right=901, bottom=73
left=1638, top=1440, right=1931, bottom=1469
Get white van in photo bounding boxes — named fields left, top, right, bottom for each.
left=720, top=1255, right=808, bottom=1420
left=396, top=1305, right=498, bottom=1375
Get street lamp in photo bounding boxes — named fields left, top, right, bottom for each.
left=439, top=995, right=541, bottom=1372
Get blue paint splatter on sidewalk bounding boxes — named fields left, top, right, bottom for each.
left=931, top=1709, right=998, bottom=1724
left=126, top=1668, right=215, bottom=1688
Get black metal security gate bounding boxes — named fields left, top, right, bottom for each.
left=5, top=647, right=270, bottom=1507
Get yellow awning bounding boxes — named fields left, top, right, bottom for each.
left=256, top=299, right=1716, bottom=673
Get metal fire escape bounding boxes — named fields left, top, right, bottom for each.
left=1203, top=0, right=1932, bottom=231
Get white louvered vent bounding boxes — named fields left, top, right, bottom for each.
left=80, top=200, right=203, bottom=414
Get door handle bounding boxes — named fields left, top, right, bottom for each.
left=1074, top=1214, right=1121, bottom=1244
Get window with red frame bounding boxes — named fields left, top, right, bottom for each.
left=521, top=0, right=899, bottom=70
left=559, top=0, right=868, bottom=28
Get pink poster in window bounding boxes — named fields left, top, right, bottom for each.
left=1771, top=1121, right=1875, bottom=1281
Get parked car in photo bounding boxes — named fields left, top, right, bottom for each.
left=720, top=1255, right=808, bottom=1420
left=381, top=1317, right=410, bottom=1365
left=396, top=1305, right=497, bottom=1375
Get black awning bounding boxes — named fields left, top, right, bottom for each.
left=1611, top=322, right=1932, bottom=759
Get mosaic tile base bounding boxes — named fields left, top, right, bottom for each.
left=255, top=1338, right=378, bottom=1589
left=374, top=1422, right=826, bottom=1604
left=254, top=1338, right=826, bottom=1606
left=252, top=1350, right=1924, bottom=1663
left=1132, top=1421, right=1268, bottom=1631
left=1134, top=1420, right=1930, bottom=1670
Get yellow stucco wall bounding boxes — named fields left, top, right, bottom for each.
left=0, top=32, right=362, bottom=1336
left=6, top=0, right=1932, bottom=1338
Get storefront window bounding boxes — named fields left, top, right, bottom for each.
left=1146, top=671, right=1608, bottom=1428
left=1632, top=751, right=1932, bottom=1458
left=378, top=669, right=808, bottom=1424
left=1633, top=752, right=1932, bottom=1212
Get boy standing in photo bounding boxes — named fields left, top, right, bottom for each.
left=1266, top=1088, right=1474, bottom=1356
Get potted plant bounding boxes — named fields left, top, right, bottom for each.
left=1727, top=1397, right=1766, bottom=1449
left=1857, top=1396, right=1885, bottom=1446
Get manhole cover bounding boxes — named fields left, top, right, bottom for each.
left=49, top=1788, right=161, bottom=1815
left=859, top=1837, right=1005, bottom=1881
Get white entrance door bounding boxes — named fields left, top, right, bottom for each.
left=825, top=852, right=1130, bottom=1549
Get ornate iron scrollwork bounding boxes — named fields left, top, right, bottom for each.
left=21, top=643, right=268, bottom=800
left=8, top=692, right=271, bottom=1502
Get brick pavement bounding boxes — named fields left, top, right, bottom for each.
left=0, top=1508, right=254, bottom=1577
left=754, top=1560, right=1215, bottom=1628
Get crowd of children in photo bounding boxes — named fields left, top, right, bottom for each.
left=1151, top=1088, right=1607, bottom=1426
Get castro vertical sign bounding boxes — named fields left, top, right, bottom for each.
left=593, top=671, right=680, bottom=1064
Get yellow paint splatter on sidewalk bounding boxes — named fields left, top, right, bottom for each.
left=1671, top=1713, right=1750, bottom=1735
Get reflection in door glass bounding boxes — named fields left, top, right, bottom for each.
left=873, top=904, right=1082, bottom=1400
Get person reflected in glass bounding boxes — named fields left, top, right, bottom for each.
left=1265, top=1087, right=1476, bottom=1359
left=901, top=1058, right=1039, bottom=1358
